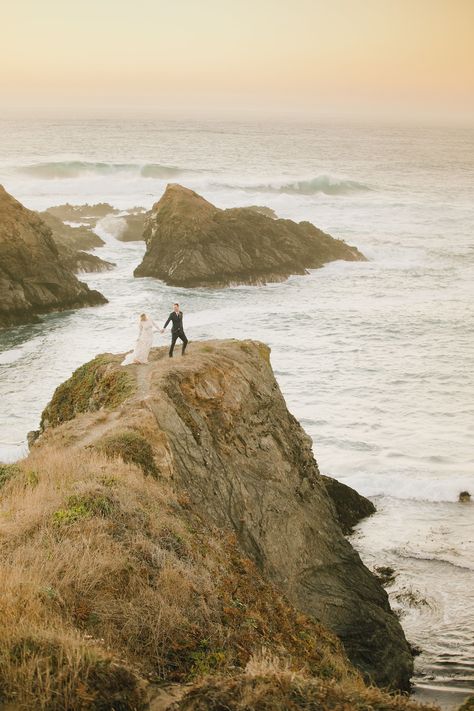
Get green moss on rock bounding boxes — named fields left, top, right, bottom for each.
left=0, top=463, right=20, bottom=490
left=52, top=492, right=116, bottom=526
left=40, top=354, right=135, bottom=430
left=95, top=430, right=159, bottom=477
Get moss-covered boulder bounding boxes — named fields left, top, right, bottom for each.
left=40, top=354, right=135, bottom=431
left=95, top=430, right=159, bottom=477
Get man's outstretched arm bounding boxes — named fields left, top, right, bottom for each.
left=162, top=314, right=172, bottom=330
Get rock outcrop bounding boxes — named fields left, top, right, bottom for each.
left=58, top=248, right=115, bottom=274
left=321, top=474, right=376, bottom=534
left=98, top=210, right=149, bottom=242
left=134, top=184, right=366, bottom=286
left=39, top=210, right=105, bottom=250
left=0, top=186, right=107, bottom=328
left=45, top=202, right=118, bottom=225
left=247, top=205, right=278, bottom=219
left=38, top=211, right=115, bottom=273
left=37, top=340, right=413, bottom=690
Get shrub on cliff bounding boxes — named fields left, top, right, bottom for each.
left=40, top=354, right=135, bottom=430
left=95, top=430, right=159, bottom=477
left=171, top=661, right=440, bottom=711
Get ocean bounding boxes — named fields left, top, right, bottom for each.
left=0, top=116, right=473, bottom=707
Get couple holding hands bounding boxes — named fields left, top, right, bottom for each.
left=122, top=303, right=188, bottom=366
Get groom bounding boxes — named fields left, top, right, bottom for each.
left=161, top=302, right=188, bottom=357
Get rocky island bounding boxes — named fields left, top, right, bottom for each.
left=0, top=186, right=107, bottom=328
left=0, top=339, right=442, bottom=709
left=133, top=184, right=366, bottom=286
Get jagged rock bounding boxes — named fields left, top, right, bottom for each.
left=0, top=186, right=107, bottom=328
left=38, top=340, right=413, bottom=690
left=134, top=184, right=366, bottom=286
left=101, top=211, right=148, bottom=241
left=321, top=475, right=376, bottom=534
left=38, top=211, right=105, bottom=249
left=37, top=211, right=114, bottom=273
left=121, top=212, right=148, bottom=241
left=247, top=205, right=278, bottom=219
left=45, top=202, right=118, bottom=225
left=57, top=246, right=115, bottom=274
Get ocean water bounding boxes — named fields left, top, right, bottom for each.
left=0, top=117, right=473, bottom=707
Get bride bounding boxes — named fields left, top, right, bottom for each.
left=122, top=313, right=159, bottom=365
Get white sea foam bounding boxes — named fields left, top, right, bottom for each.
left=217, top=174, right=372, bottom=195
left=339, top=473, right=474, bottom=503
left=13, top=160, right=187, bottom=180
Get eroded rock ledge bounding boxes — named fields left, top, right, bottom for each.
left=36, top=339, right=412, bottom=691
left=133, top=184, right=366, bottom=286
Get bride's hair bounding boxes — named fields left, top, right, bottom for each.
left=140, top=313, right=147, bottom=320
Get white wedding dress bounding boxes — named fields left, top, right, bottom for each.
left=122, top=316, right=158, bottom=365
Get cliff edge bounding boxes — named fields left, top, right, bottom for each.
left=36, top=339, right=412, bottom=691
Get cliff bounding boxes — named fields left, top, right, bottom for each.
left=0, top=186, right=107, bottom=328
left=133, top=184, right=366, bottom=286
left=36, top=340, right=412, bottom=693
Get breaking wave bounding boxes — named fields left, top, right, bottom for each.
left=340, top=472, right=473, bottom=503
left=219, top=174, right=372, bottom=196
left=15, top=161, right=187, bottom=180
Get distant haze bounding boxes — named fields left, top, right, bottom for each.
left=2, top=0, right=474, bottom=121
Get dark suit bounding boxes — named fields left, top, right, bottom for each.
left=163, top=311, right=188, bottom=357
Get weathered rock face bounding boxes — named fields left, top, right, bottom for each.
left=45, top=202, right=118, bottom=224
left=37, top=340, right=413, bottom=690
left=38, top=211, right=114, bottom=273
left=134, top=184, right=366, bottom=286
left=321, top=475, right=376, bottom=535
left=0, top=186, right=107, bottom=328
left=58, top=248, right=115, bottom=274
left=39, top=210, right=105, bottom=250
left=117, top=211, right=149, bottom=241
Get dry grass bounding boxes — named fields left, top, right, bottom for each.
left=0, top=445, right=360, bottom=710
left=171, top=658, right=441, bottom=711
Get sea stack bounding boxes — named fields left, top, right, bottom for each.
left=133, top=184, right=366, bottom=287
left=36, top=339, right=413, bottom=690
left=0, top=186, right=107, bottom=328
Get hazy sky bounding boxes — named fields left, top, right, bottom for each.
left=2, top=0, right=473, bottom=119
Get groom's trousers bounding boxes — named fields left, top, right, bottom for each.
left=169, top=329, right=188, bottom=357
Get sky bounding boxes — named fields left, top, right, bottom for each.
left=1, top=0, right=474, bottom=120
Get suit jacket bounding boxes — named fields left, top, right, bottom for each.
left=163, top=311, right=184, bottom=332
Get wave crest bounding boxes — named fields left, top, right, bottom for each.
left=258, top=175, right=371, bottom=195
left=15, top=161, right=185, bottom=180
